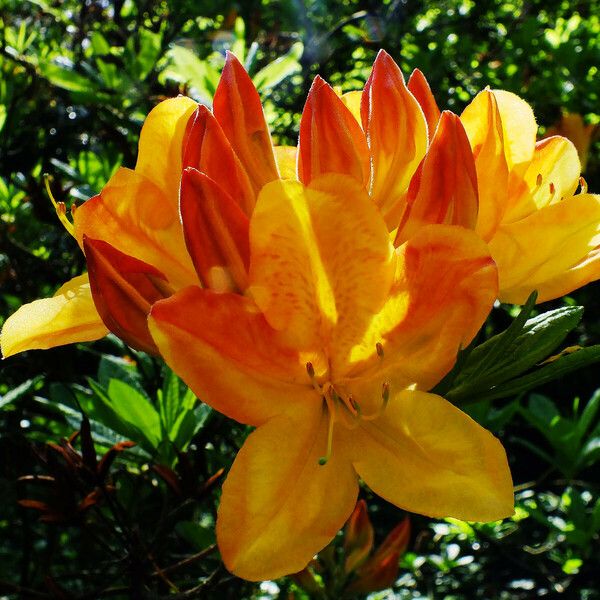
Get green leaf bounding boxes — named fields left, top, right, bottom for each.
left=98, top=355, right=148, bottom=400
left=38, top=59, right=98, bottom=93
left=175, top=520, right=215, bottom=550
left=252, top=41, right=304, bottom=91
left=577, top=389, right=600, bottom=441
left=0, top=104, right=6, bottom=133
left=0, top=376, right=43, bottom=410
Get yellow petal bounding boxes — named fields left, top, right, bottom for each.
left=135, top=96, right=197, bottom=206
left=349, top=390, right=514, bottom=521
left=1, top=274, right=108, bottom=357
left=490, top=193, right=600, bottom=303
left=502, top=135, right=580, bottom=223
left=74, top=168, right=197, bottom=290
left=148, top=286, right=316, bottom=426
left=248, top=176, right=394, bottom=357
left=461, top=90, right=509, bottom=242
left=547, top=113, right=597, bottom=172
left=361, top=50, right=428, bottom=228
left=491, top=89, right=537, bottom=171
left=217, top=404, right=358, bottom=580
left=340, top=90, right=363, bottom=125
left=273, top=145, right=298, bottom=179
left=343, top=225, right=497, bottom=393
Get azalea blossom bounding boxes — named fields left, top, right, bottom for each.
left=297, top=50, right=600, bottom=304
left=546, top=111, right=598, bottom=173
left=1, top=53, right=514, bottom=581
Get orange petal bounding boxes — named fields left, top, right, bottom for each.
left=407, top=68, right=441, bottom=141
left=180, top=168, right=250, bottom=292
left=489, top=193, right=600, bottom=303
left=460, top=90, right=510, bottom=242
left=248, top=176, right=394, bottom=358
left=148, top=286, right=316, bottom=425
left=134, top=96, right=197, bottom=206
left=343, top=225, right=497, bottom=395
left=74, top=168, right=197, bottom=290
left=1, top=274, right=107, bottom=357
left=183, top=105, right=255, bottom=215
left=344, top=500, right=374, bottom=573
left=298, top=76, right=370, bottom=186
left=395, top=111, right=478, bottom=245
left=361, top=50, right=428, bottom=228
left=213, top=52, right=278, bottom=194
left=217, top=405, right=358, bottom=580
left=349, top=390, right=514, bottom=521
left=505, top=136, right=581, bottom=222
left=84, top=237, right=170, bottom=354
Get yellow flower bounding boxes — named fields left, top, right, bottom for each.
left=2, top=52, right=514, bottom=581
left=305, top=50, right=600, bottom=305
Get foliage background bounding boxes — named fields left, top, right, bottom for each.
left=0, top=0, right=599, bottom=598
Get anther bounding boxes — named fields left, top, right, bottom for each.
left=44, top=174, right=75, bottom=238
left=536, top=173, right=543, bottom=186
left=549, top=182, right=556, bottom=195
left=382, top=381, right=390, bottom=404
left=306, top=362, right=315, bottom=378
left=580, top=176, right=588, bottom=194
left=376, top=342, right=384, bottom=358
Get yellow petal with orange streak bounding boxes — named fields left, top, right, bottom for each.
left=74, top=167, right=197, bottom=290
left=298, top=77, right=370, bottom=186
left=361, top=50, right=428, bottom=229
left=135, top=96, right=197, bottom=206
left=213, top=52, right=279, bottom=193
left=1, top=274, right=108, bottom=357
left=248, top=176, right=394, bottom=357
left=149, top=286, right=319, bottom=426
left=217, top=403, right=358, bottom=581
left=273, top=145, right=298, bottom=179
left=341, top=225, right=497, bottom=397
left=395, top=111, right=478, bottom=245
left=490, top=193, right=600, bottom=303
left=461, top=90, right=509, bottom=242
left=348, top=390, right=514, bottom=522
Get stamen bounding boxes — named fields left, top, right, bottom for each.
left=536, top=173, right=543, bottom=187
left=44, top=174, right=75, bottom=238
left=318, top=393, right=336, bottom=466
left=306, top=362, right=315, bottom=379
left=376, top=342, right=384, bottom=358
left=580, top=176, right=588, bottom=194
left=360, top=381, right=391, bottom=421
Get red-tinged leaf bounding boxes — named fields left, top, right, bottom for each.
left=18, top=499, right=52, bottom=512
left=79, top=414, right=98, bottom=472
left=291, top=567, right=323, bottom=595
left=213, top=52, right=278, bottom=193
left=183, top=105, right=255, bottom=215
left=152, top=464, right=182, bottom=495
left=78, top=489, right=102, bottom=512
left=344, top=499, right=374, bottom=573
left=97, top=441, right=136, bottom=481
left=407, top=68, right=441, bottom=141
left=298, top=75, right=369, bottom=186
left=84, top=236, right=172, bottom=354
left=347, top=517, right=411, bottom=594
left=395, top=111, right=479, bottom=245
left=180, top=168, right=250, bottom=292
left=199, top=467, right=225, bottom=496
left=47, top=441, right=82, bottom=470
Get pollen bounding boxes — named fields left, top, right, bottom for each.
left=536, top=173, right=543, bottom=186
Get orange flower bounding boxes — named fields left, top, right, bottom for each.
left=1, top=52, right=513, bottom=581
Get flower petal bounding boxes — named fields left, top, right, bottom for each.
left=343, top=225, right=497, bottom=392
left=395, top=111, right=478, bottom=245
left=340, top=90, right=363, bottom=124
left=213, top=52, right=278, bottom=193
left=74, top=168, right=197, bottom=290
left=349, top=390, right=513, bottom=521
left=361, top=50, right=428, bottom=228
left=298, top=76, right=370, bottom=186
left=547, top=113, right=597, bottom=172
left=183, top=105, right=255, bottom=215
left=248, top=176, right=394, bottom=358
left=180, top=168, right=250, bottom=292
left=273, top=145, right=298, bottom=179
left=490, top=193, right=600, bottom=303
left=84, top=237, right=170, bottom=354
left=148, top=286, right=316, bottom=425
left=134, top=96, right=197, bottom=205
left=407, top=68, right=441, bottom=141
left=1, top=274, right=107, bottom=357
left=460, top=90, right=509, bottom=242
left=217, top=404, right=358, bottom=580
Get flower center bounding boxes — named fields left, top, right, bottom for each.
left=305, top=360, right=390, bottom=466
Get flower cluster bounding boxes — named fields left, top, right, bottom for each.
left=3, top=50, right=599, bottom=581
